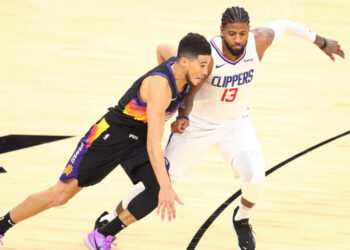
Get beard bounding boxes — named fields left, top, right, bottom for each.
left=222, top=36, right=246, bottom=57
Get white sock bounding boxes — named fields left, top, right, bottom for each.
left=100, top=207, right=118, bottom=223
left=234, top=204, right=252, bottom=221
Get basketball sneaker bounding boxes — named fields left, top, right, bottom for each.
left=0, top=234, right=3, bottom=246
left=94, top=211, right=109, bottom=230
left=232, top=206, right=256, bottom=250
left=84, top=229, right=116, bottom=250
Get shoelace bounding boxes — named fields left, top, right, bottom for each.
left=247, top=224, right=255, bottom=235
left=238, top=221, right=255, bottom=237
left=104, top=238, right=117, bottom=248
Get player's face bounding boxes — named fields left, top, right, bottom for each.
left=185, top=55, right=211, bottom=86
left=221, top=22, right=250, bottom=56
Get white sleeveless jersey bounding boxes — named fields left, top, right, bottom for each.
left=190, top=33, right=260, bottom=125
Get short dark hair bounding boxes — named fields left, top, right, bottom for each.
left=177, top=32, right=211, bottom=60
left=221, top=6, right=250, bottom=27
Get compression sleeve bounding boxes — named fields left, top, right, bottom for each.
left=264, top=19, right=316, bottom=42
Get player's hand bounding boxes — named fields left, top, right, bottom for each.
left=156, top=184, right=184, bottom=221
left=171, top=118, right=189, bottom=134
left=321, top=38, right=345, bottom=61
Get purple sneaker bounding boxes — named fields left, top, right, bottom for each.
left=0, top=234, right=3, bottom=246
left=83, top=229, right=116, bottom=250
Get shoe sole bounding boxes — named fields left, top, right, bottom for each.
left=83, top=235, right=94, bottom=250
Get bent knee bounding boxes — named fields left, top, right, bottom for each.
left=232, top=151, right=265, bottom=182
left=51, top=195, right=70, bottom=206
left=49, top=180, right=80, bottom=207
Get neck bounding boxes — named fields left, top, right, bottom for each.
left=171, top=63, right=188, bottom=92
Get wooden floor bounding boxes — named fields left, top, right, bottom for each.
left=1, top=0, right=349, bottom=249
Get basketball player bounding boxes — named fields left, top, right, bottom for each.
left=0, top=33, right=211, bottom=249
left=93, top=7, right=345, bottom=250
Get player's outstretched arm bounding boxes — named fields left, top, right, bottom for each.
left=253, top=19, right=345, bottom=61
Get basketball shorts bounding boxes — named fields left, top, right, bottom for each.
left=59, top=115, right=153, bottom=187
left=165, top=113, right=264, bottom=182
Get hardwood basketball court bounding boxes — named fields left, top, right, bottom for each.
left=0, top=0, right=349, bottom=249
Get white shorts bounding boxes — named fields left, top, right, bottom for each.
left=164, top=113, right=264, bottom=183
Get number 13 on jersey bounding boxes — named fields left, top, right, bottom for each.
left=221, top=88, right=238, bottom=102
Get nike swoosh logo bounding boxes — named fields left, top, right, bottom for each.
left=94, top=235, right=101, bottom=250
left=171, top=97, right=177, bottom=101
left=215, top=63, right=226, bottom=68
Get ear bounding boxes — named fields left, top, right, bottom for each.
left=220, top=25, right=224, bottom=35
left=179, top=56, right=189, bottom=67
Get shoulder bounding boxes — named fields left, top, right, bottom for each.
left=145, top=74, right=171, bottom=90
left=251, top=28, right=274, bottom=47
left=251, top=27, right=274, bottom=60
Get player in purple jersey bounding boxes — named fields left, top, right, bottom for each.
left=93, top=6, right=344, bottom=250
left=0, top=32, right=211, bottom=250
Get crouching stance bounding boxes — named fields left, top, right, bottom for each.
left=0, top=32, right=211, bottom=250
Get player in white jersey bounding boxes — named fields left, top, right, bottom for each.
left=93, top=6, right=344, bottom=250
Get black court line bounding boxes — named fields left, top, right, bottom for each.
left=0, top=135, right=73, bottom=173
left=0, top=135, right=73, bottom=154
left=187, top=130, right=350, bottom=250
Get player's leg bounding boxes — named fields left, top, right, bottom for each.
left=85, top=162, right=160, bottom=249
left=94, top=184, right=145, bottom=229
left=166, top=130, right=217, bottom=183
left=233, top=151, right=265, bottom=217
left=94, top=129, right=216, bottom=228
left=217, top=117, right=265, bottom=250
left=0, top=179, right=82, bottom=240
left=0, top=116, right=123, bottom=244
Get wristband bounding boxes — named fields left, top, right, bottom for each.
left=320, top=38, right=327, bottom=50
left=176, top=115, right=189, bottom=121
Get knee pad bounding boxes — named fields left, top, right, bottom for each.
left=241, top=178, right=265, bottom=204
left=232, top=151, right=265, bottom=203
left=122, top=184, right=145, bottom=209
left=232, top=151, right=265, bottom=182
left=127, top=184, right=159, bottom=220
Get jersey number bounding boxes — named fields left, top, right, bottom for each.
left=221, top=88, right=238, bottom=102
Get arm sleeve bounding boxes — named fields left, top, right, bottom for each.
left=264, top=19, right=316, bottom=42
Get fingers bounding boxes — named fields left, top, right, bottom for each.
left=157, top=202, right=161, bottom=215
left=157, top=201, right=167, bottom=221
left=333, top=42, right=345, bottom=59
left=161, top=204, right=166, bottom=221
left=158, top=202, right=176, bottom=221
left=171, top=120, right=189, bottom=134
left=171, top=203, right=176, bottom=220
left=337, top=47, right=345, bottom=58
left=170, top=122, right=177, bottom=133
left=326, top=40, right=345, bottom=59
left=328, top=52, right=335, bottom=62
left=167, top=204, right=172, bottom=221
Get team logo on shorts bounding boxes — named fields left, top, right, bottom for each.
left=64, top=164, right=73, bottom=176
left=103, top=133, right=110, bottom=140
